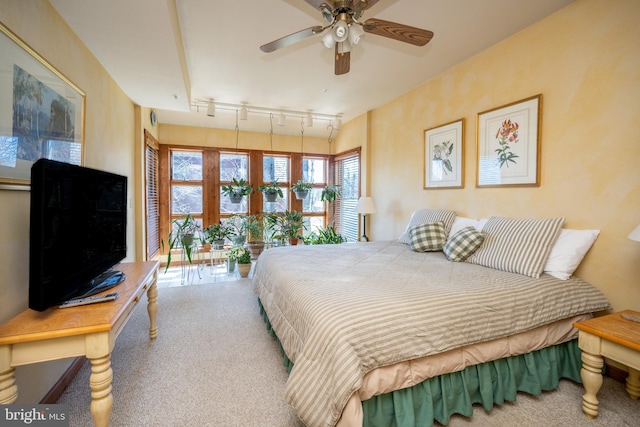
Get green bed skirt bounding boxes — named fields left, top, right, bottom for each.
left=258, top=299, right=583, bottom=426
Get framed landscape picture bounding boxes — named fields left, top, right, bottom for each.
left=424, top=119, right=464, bottom=189
left=0, top=23, right=85, bottom=190
left=476, top=94, right=541, bottom=187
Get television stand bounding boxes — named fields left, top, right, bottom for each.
left=0, top=261, right=159, bottom=427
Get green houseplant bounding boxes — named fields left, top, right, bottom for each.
left=227, top=214, right=248, bottom=246
left=258, top=180, right=284, bottom=202
left=302, top=225, right=346, bottom=245
left=163, top=213, right=202, bottom=271
left=221, top=178, right=253, bottom=203
left=265, top=210, right=305, bottom=245
left=203, top=223, right=235, bottom=249
left=291, top=180, right=313, bottom=200
left=234, top=247, right=252, bottom=277
left=245, top=214, right=266, bottom=258
left=320, top=185, right=341, bottom=203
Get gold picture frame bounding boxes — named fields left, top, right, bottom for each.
left=476, top=94, right=541, bottom=187
left=424, top=119, right=464, bottom=189
left=0, top=22, right=85, bottom=190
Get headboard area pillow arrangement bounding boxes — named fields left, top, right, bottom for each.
left=398, top=210, right=599, bottom=280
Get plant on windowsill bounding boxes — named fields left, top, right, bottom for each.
left=291, top=180, right=313, bottom=200
left=258, top=180, right=284, bottom=202
left=162, top=213, right=202, bottom=272
left=221, top=178, right=253, bottom=204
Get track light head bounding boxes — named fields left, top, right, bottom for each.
left=207, top=101, right=215, bottom=117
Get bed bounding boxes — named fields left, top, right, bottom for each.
left=252, top=212, right=610, bottom=427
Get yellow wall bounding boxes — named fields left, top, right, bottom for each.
left=159, top=123, right=331, bottom=155
left=0, top=0, right=138, bottom=402
left=336, top=0, right=640, bottom=312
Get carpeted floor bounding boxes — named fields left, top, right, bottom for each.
left=56, top=273, right=637, bottom=426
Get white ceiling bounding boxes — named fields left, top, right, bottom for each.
left=49, top=0, right=573, bottom=138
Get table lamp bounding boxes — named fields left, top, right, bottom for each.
left=355, top=197, right=376, bottom=241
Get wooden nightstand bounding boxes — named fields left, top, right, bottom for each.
left=574, top=310, right=640, bottom=418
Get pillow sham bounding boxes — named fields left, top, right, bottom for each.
left=408, top=221, right=447, bottom=252
left=543, top=229, right=600, bottom=280
left=398, top=209, right=456, bottom=244
left=443, top=226, right=485, bottom=262
left=448, top=216, right=478, bottom=236
left=465, top=216, right=565, bottom=278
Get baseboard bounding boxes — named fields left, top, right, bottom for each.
left=40, top=357, right=86, bottom=404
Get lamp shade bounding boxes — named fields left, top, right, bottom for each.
left=628, top=224, right=640, bottom=242
left=355, top=197, right=376, bottom=215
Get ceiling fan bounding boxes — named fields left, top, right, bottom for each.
left=259, top=0, right=434, bottom=75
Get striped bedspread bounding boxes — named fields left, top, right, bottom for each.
left=252, top=241, right=610, bottom=427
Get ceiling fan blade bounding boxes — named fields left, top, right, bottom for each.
left=260, top=26, right=324, bottom=53
left=363, top=18, right=433, bottom=46
left=335, top=43, right=350, bottom=75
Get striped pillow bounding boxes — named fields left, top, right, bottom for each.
left=465, top=216, right=565, bottom=278
left=408, top=221, right=446, bottom=252
left=443, top=226, right=485, bottom=262
left=398, top=209, right=456, bottom=244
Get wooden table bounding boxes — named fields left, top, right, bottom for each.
left=574, top=310, right=640, bottom=418
left=0, top=261, right=159, bottom=427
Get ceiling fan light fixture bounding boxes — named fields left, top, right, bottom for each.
left=333, top=21, right=349, bottom=43
left=322, top=31, right=334, bottom=49
left=239, top=105, right=248, bottom=120
left=207, top=101, right=215, bottom=117
left=348, top=24, right=364, bottom=45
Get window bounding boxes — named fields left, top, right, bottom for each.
left=170, top=150, right=203, bottom=226
left=220, top=152, right=249, bottom=215
left=262, top=155, right=289, bottom=213
left=301, top=157, right=327, bottom=235
left=334, top=150, right=360, bottom=242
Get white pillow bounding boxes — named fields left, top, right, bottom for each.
left=449, top=217, right=478, bottom=236
left=475, top=218, right=489, bottom=231
left=543, top=229, right=600, bottom=280
left=398, top=209, right=457, bottom=244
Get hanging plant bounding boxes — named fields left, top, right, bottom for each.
left=320, top=185, right=341, bottom=203
left=221, top=178, right=253, bottom=203
left=258, top=180, right=284, bottom=202
left=291, top=180, right=313, bottom=200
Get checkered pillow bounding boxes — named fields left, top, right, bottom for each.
left=443, top=226, right=485, bottom=262
left=408, top=221, right=447, bottom=252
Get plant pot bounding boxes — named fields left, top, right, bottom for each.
left=237, top=262, right=251, bottom=278
left=232, top=234, right=246, bottom=246
left=229, top=194, right=243, bottom=204
left=246, top=241, right=265, bottom=259
left=293, top=189, right=309, bottom=200
left=226, top=259, right=236, bottom=272
left=289, top=237, right=299, bottom=246
left=212, top=239, right=225, bottom=250
left=264, top=192, right=278, bottom=202
left=181, top=233, right=194, bottom=247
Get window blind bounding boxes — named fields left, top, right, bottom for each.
left=145, top=134, right=160, bottom=259
left=334, top=152, right=360, bottom=243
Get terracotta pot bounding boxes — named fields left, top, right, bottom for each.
left=237, top=262, right=251, bottom=278
left=289, top=237, right=299, bottom=246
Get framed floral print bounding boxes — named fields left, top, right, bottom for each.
left=424, top=118, right=464, bottom=189
left=476, top=94, right=541, bottom=187
left=0, top=22, right=85, bottom=190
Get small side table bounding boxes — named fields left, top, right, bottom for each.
left=574, top=310, right=640, bottom=418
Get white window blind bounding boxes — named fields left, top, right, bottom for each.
left=334, top=152, right=360, bottom=242
left=145, top=135, right=160, bottom=259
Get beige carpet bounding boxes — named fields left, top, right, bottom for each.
left=57, top=278, right=637, bottom=426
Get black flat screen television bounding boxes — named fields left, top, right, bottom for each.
left=29, top=159, right=127, bottom=311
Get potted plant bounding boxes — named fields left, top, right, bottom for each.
left=245, top=214, right=266, bottom=258
left=302, top=224, right=346, bottom=245
left=162, top=213, right=202, bottom=271
left=226, top=245, right=245, bottom=273
left=203, top=223, right=234, bottom=249
left=221, top=178, right=253, bottom=203
left=320, top=185, right=341, bottom=203
left=282, top=210, right=304, bottom=245
left=227, top=214, right=248, bottom=246
left=234, top=247, right=252, bottom=278
left=291, top=180, right=313, bottom=200
left=258, top=180, right=284, bottom=202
